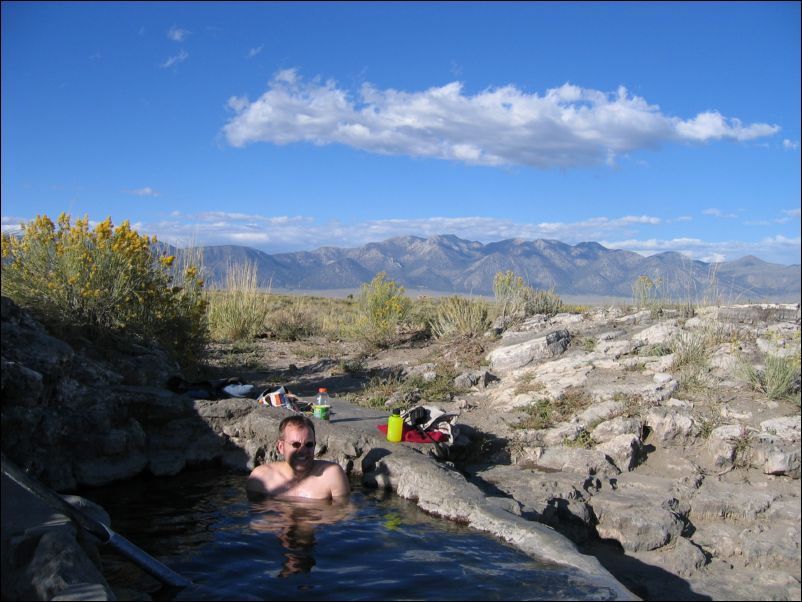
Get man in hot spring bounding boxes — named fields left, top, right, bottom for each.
left=247, top=415, right=350, bottom=500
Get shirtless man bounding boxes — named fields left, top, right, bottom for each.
left=247, top=415, right=350, bottom=500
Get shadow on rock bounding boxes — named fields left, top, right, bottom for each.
left=580, top=539, right=713, bottom=601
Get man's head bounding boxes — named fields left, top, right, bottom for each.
left=279, top=415, right=316, bottom=439
left=277, top=415, right=317, bottom=475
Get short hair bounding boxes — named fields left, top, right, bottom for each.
left=279, top=415, right=316, bottom=439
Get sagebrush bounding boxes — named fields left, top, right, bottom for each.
left=1, top=213, right=207, bottom=365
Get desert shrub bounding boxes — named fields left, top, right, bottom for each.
left=1, top=213, right=207, bottom=364
left=352, top=272, right=411, bottom=348
left=262, top=295, right=322, bottom=341
left=669, top=331, right=709, bottom=371
left=206, top=261, right=271, bottom=342
left=670, top=331, right=713, bottom=391
left=406, top=295, right=439, bottom=339
left=735, top=352, right=801, bottom=401
left=513, top=387, right=591, bottom=430
left=493, top=270, right=563, bottom=323
left=430, top=295, right=489, bottom=339
left=638, top=342, right=673, bottom=357
left=514, top=400, right=554, bottom=430
left=563, top=429, right=598, bottom=449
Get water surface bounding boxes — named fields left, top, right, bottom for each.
left=84, top=467, right=616, bottom=601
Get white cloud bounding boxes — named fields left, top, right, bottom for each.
left=674, top=111, right=779, bottom=142
left=247, top=45, right=263, bottom=59
left=783, top=139, right=800, bottom=150
left=1, top=216, right=25, bottom=235
left=703, top=208, right=738, bottom=218
left=125, top=187, right=160, bottom=197
left=604, top=234, right=800, bottom=265
left=783, top=208, right=801, bottom=219
left=5, top=210, right=798, bottom=264
left=141, top=212, right=665, bottom=256
left=167, top=26, right=190, bottom=42
left=160, top=49, right=189, bottom=69
left=222, top=70, right=781, bottom=169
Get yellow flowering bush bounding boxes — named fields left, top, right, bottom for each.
left=353, top=272, right=411, bottom=348
left=1, top=213, right=207, bottom=366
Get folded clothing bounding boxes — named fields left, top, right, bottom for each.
left=376, top=424, right=447, bottom=443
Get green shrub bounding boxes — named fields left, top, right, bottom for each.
left=493, top=270, right=563, bottom=323
left=514, top=400, right=554, bottom=430
left=352, top=272, right=411, bottom=348
left=638, top=342, right=673, bottom=357
left=430, top=296, right=489, bottom=339
left=670, top=331, right=709, bottom=372
left=735, top=352, right=801, bottom=401
left=765, top=354, right=800, bottom=400
left=1, top=213, right=207, bottom=365
left=563, top=429, right=598, bottom=449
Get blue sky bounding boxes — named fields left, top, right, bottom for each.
left=2, top=2, right=800, bottom=265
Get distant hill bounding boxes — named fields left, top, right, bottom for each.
left=171, top=235, right=801, bottom=302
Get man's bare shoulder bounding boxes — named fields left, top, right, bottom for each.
left=247, top=462, right=286, bottom=493
left=315, top=460, right=350, bottom=496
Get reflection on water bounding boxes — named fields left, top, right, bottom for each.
left=250, top=497, right=354, bottom=578
left=83, top=467, right=617, bottom=601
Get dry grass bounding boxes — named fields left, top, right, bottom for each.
left=206, top=261, right=271, bottom=342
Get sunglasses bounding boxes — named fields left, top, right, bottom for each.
left=285, top=441, right=315, bottom=449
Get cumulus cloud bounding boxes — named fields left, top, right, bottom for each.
left=783, top=139, right=800, bottom=150
left=161, top=49, right=189, bottom=69
left=604, top=235, right=800, bottom=265
left=221, top=70, right=781, bottom=169
left=143, top=211, right=669, bottom=257
left=247, top=45, right=263, bottom=59
left=1, top=216, right=25, bottom=235
left=6, top=209, right=797, bottom=264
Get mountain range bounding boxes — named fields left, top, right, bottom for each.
left=178, top=235, right=801, bottom=302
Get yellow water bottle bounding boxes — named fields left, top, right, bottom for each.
left=387, top=408, right=403, bottom=443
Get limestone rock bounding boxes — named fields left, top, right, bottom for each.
left=689, top=481, right=777, bottom=522
left=596, top=434, right=641, bottom=472
left=665, top=537, right=709, bottom=577
left=633, top=321, right=680, bottom=346
left=535, top=446, right=620, bottom=478
left=487, top=329, right=571, bottom=372
left=591, top=417, right=644, bottom=443
left=454, top=369, right=498, bottom=390
left=19, top=527, right=114, bottom=601
left=0, top=359, right=44, bottom=405
left=591, top=491, right=683, bottom=552
left=576, top=400, right=625, bottom=426
left=645, top=407, right=698, bottom=443
left=760, top=415, right=801, bottom=442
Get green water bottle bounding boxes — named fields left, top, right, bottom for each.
left=387, top=408, right=403, bottom=443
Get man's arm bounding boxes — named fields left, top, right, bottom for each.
left=246, top=464, right=274, bottom=496
left=327, top=463, right=351, bottom=498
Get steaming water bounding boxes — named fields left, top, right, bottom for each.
left=84, top=467, right=616, bottom=601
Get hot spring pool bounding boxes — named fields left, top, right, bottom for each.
left=83, top=467, right=617, bottom=601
